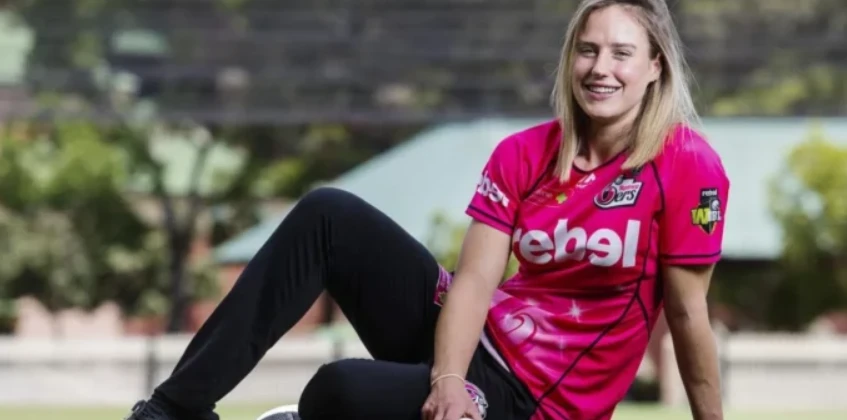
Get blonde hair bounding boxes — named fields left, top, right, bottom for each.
left=551, top=0, right=700, bottom=181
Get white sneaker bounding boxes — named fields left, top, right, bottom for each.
left=255, top=404, right=300, bottom=420
left=255, top=403, right=472, bottom=420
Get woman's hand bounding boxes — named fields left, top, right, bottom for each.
left=421, top=377, right=481, bottom=420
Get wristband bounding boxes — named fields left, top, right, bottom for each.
left=430, top=373, right=466, bottom=387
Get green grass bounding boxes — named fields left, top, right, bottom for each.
left=1, top=404, right=844, bottom=420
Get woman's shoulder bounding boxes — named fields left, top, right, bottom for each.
left=653, top=123, right=728, bottom=182
left=656, top=123, right=724, bottom=167
left=492, top=119, right=562, bottom=165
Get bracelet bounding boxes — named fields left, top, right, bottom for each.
left=430, top=373, right=466, bottom=387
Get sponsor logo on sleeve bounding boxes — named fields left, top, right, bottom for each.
left=476, top=171, right=510, bottom=207
left=690, top=187, right=722, bottom=234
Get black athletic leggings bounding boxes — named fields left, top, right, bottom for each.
left=153, top=187, right=535, bottom=420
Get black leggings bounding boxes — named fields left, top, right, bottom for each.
left=153, top=187, right=535, bottom=420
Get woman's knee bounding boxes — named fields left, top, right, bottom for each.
left=294, top=187, right=365, bottom=217
left=297, top=360, right=361, bottom=419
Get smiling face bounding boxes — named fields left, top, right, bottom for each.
left=571, top=5, right=662, bottom=126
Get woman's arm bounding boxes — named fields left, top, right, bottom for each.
left=663, top=263, right=723, bottom=420
left=430, top=220, right=512, bottom=384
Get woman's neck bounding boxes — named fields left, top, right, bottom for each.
left=579, top=120, right=633, bottom=168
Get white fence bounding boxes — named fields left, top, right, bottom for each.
left=0, top=332, right=845, bottom=409
left=661, top=332, right=847, bottom=410
left=0, top=334, right=370, bottom=406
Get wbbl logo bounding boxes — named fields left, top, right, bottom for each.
left=690, top=188, right=721, bottom=234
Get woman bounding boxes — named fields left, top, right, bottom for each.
left=125, top=0, right=728, bottom=419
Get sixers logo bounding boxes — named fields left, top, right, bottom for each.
left=594, top=175, right=643, bottom=209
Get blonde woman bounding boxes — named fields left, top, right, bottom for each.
left=125, top=1, right=728, bottom=419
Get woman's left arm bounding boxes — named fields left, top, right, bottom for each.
left=663, top=263, right=722, bottom=420
left=656, top=132, right=731, bottom=419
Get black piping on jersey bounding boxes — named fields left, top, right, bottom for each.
left=661, top=250, right=723, bottom=260
left=531, top=184, right=658, bottom=420
left=650, top=160, right=723, bottom=261
left=521, top=149, right=559, bottom=202
left=635, top=290, right=650, bottom=336
left=650, top=161, right=666, bottom=215
left=467, top=205, right=514, bottom=231
left=637, top=161, right=665, bottom=333
left=466, top=149, right=556, bottom=232
left=649, top=161, right=666, bottom=314
left=571, top=149, right=627, bottom=175
left=484, top=146, right=652, bottom=418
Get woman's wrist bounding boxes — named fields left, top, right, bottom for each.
left=430, top=373, right=466, bottom=387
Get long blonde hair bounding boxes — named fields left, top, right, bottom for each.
left=551, top=0, right=699, bottom=181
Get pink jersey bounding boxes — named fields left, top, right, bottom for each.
left=462, top=120, right=729, bottom=419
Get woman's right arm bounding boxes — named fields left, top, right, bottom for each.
left=423, top=220, right=512, bottom=420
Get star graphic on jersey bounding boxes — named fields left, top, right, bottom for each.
left=567, top=300, right=583, bottom=322
left=555, top=192, right=567, bottom=204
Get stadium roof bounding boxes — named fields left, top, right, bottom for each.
left=214, top=117, right=847, bottom=264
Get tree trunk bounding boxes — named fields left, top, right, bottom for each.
left=166, top=230, right=190, bottom=333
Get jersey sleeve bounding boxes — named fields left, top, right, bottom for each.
left=465, top=135, right=526, bottom=235
left=658, top=143, right=730, bottom=265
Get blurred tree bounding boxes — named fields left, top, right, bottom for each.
left=108, top=114, right=253, bottom=332
left=7, top=0, right=401, bottom=333
left=251, top=124, right=410, bottom=198
left=711, top=64, right=847, bottom=116
left=766, top=126, right=847, bottom=330
left=426, top=211, right=519, bottom=280
left=0, top=123, right=140, bottom=334
left=0, top=118, right=225, bottom=334
left=0, top=123, right=141, bottom=315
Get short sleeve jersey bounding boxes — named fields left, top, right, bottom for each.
left=465, top=120, right=730, bottom=420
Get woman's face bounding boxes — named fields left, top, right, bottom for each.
left=571, top=5, right=662, bottom=126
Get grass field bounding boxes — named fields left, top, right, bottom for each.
left=1, top=404, right=845, bottom=420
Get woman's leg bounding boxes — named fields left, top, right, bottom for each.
left=298, top=359, right=431, bottom=420
left=146, top=187, right=445, bottom=418
left=297, top=348, right=536, bottom=420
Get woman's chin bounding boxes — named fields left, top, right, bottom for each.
left=582, top=107, right=622, bottom=123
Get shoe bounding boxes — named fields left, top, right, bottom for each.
left=124, top=399, right=220, bottom=420
left=256, top=405, right=301, bottom=420
left=124, top=400, right=174, bottom=420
